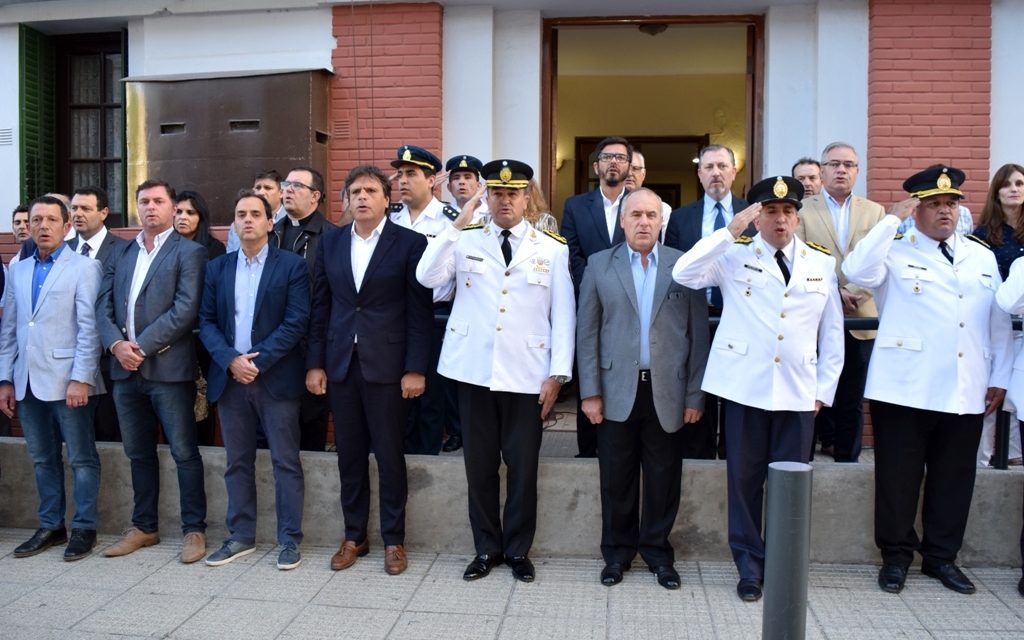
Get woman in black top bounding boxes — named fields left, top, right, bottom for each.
left=174, top=190, right=226, bottom=259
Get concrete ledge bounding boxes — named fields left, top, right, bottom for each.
left=0, top=438, right=1020, bottom=565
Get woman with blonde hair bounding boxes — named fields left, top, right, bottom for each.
left=525, top=179, right=559, bottom=233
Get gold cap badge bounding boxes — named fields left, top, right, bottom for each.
left=772, top=176, right=788, bottom=198
left=937, top=171, right=952, bottom=190
left=499, top=167, right=512, bottom=183
left=402, top=147, right=412, bottom=161
left=459, top=158, right=468, bottom=168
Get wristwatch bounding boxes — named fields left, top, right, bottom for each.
left=549, top=375, right=570, bottom=385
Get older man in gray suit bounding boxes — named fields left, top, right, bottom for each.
left=577, top=188, right=710, bottom=590
left=97, top=179, right=209, bottom=563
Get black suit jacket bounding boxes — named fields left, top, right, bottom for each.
left=68, top=230, right=129, bottom=268
left=663, top=196, right=751, bottom=252
left=561, top=188, right=626, bottom=291
left=307, top=220, right=432, bottom=385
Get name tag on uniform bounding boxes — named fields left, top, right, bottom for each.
left=466, top=255, right=484, bottom=262
left=982, top=273, right=993, bottom=278
left=806, top=276, right=823, bottom=282
left=743, top=263, right=763, bottom=273
left=532, top=257, right=551, bottom=273
left=907, top=264, right=928, bottom=271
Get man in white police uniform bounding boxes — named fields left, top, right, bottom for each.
left=672, top=175, right=844, bottom=602
left=843, top=165, right=1012, bottom=596
left=417, top=159, right=575, bottom=584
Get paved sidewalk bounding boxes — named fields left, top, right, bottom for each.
left=0, top=528, right=1021, bottom=639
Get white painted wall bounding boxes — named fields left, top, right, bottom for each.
left=442, top=5, right=495, bottom=164
left=492, top=10, right=542, bottom=176
left=991, top=0, right=1024, bottom=176
left=0, top=25, right=20, bottom=230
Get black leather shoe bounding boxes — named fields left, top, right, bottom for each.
left=507, top=555, right=535, bottom=583
left=442, top=435, right=462, bottom=452
left=737, top=578, right=763, bottom=602
left=63, top=529, right=97, bottom=562
left=1018, top=575, right=1023, bottom=597
left=14, top=527, right=68, bottom=558
left=463, top=554, right=504, bottom=581
left=878, top=564, right=908, bottom=594
left=600, top=562, right=630, bottom=587
left=922, top=562, right=975, bottom=594
left=650, top=565, right=681, bottom=590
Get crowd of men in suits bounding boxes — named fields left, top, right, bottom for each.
left=3, top=136, right=1023, bottom=602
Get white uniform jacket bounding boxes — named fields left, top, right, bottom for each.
left=992, top=256, right=1024, bottom=410
left=672, top=228, right=844, bottom=412
left=417, top=218, right=575, bottom=394
left=391, top=197, right=458, bottom=302
left=843, top=215, right=1013, bottom=414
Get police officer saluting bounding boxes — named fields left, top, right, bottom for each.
left=843, top=165, right=1013, bottom=595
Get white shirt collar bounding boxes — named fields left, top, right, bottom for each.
left=351, top=215, right=387, bottom=240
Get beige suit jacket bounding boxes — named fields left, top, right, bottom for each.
left=795, top=192, right=887, bottom=339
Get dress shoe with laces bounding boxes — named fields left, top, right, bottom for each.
left=463, top=554, right=504, bottom=581
left=878, top=563, right=908, bottom=593
left=14, top=527, right=67, bottom=558
left=442, top=435, right=462, bottom=452
left=508, top=555, right=535, bottom=583
left=63, top=529, right=97, bottom=561
left=650, top=565, right=681, bottom=590
left=385, top=544, right=408, bottom=575
left=180, top=532, right=206, bottom=564
left=331, top=539, right=369, bottom=571
left=601, top=562, right=630, bottom=587
left=737, top=578, right=763, bottom=602
left=922, top=562, right=975, bottom=594
left=103, top=527, right=160, bottom=557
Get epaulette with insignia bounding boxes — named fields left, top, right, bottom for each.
left=734, top=235, right=753, bottom=244
left=966, top=234, right=990, bottom=248
left=463, top=223, right=485, bottom=231
left=442, top=205, right=459, bottom=221
left=894, top=233, right=904, bottom=240
left=388, top=202, right=403, bottom=213
left=542, top=229, right=567, bottom=244
left=806, top=241, right=831, bottom=255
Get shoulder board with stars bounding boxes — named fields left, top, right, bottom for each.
left=388, top=203, right=403, bottom=213
left=965, top=234, right=990, bottom=249
left=894, top=232, right=904, bottom=240
left=734, top=235, right=753, bottom=245
left=542, top=229, right=567, bottom=245
left=805, top=241, right=831, bottom=255
left=463, top=223, right=485, bottom=231
left=442, top=204, right=459, bottom=221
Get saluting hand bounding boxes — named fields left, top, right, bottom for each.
left=889, top=197, right=919, bottom=221
left=453, top=183, right=487, bottom=230
left=727, top=203, right=762, bottom=238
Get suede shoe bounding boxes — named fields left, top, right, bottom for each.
left=878, top=564, right=908, bottom=594
left=14, top=527, right=67, bottom=558
left=385, top=544, right=408, bottom=575
left=180, top=532, right=207, bottom=564
left=601, top=562, right=630, bottom=587
left=922, top=562, right=975, bottom=594
left=331, top=539, right=369, bottom=571
left=204, top=540, right=256, bottom=567
left=508, top=555, right=535, bottom=583
left=103, top=527, right=160, bottom=557
left=463, top=554, right=504, bottom=581
left=63, top=529, right=97, bottom=561
left=277, top=543, right=302, bottom=571
left=737, top=578, right=763, bottom=602
left=651, top=565, right=681, bottom=590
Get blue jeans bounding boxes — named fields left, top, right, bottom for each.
left=218, top=377, right=304, bottom=546
left=114, top=375, right=206, bottom=535
left=18, top=387, right=101, bottom=530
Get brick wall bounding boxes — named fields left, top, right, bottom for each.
left=867, top=0, right=991, bottom=206
left=330, top=2, right=444, bottom=221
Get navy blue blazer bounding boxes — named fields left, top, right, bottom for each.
left=198, top=244, right=310, bottom=404
left=306, top=220, right=432, bottom=384
left=561, top=188, right=626, bottom=291
left=663, top=196, right=751, bottom=252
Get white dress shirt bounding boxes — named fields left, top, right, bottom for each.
left=77, top=226, right=108, bottom=260
left=233, top=243, right=268, bottom=353
left=126, top=227, right=174, bottom=343
left=824, top=189, right=852, bottom=250
left=351, top=216, right=387, bottom=292
left=700, top=193, right=736, bottom=239
left=601, top=186, right=625, bottom=243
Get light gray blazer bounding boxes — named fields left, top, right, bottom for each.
left=0, top=248, right=104, bottom=401
left=576, top=243, right=709, bottom=433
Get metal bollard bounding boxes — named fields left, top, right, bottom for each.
left=762, top=461, right=813, bottom=640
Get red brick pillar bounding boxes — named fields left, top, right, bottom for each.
left=330, top=2, right=444, bottom=221
left=867, top=0, right=991, bottom=206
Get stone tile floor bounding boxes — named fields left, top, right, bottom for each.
left=1, top=528, right=1021, bottom=639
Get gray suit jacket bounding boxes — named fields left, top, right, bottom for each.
left=97, top=231, right=208, bottom=382
left=0, top=248, right=104, bottom=401
left=576, top=243, right=710, bottom=433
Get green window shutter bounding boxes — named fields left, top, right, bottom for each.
left=19, top=24, right=56, bottom=203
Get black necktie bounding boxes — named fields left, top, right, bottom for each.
left=775, top=249, right=791, bottom=285
left=80, top=242, right=91, bottom=258
left=500, top=229, right=512, bottom=266
left=939, top=240, right=954, bottom=264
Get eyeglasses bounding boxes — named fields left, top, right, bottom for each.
left=629, top=165, right=646, bottom=174
left=823, top=161, right=858, bottom=170
left=598, top=153, right=629, bottom=164
left=281, top=180, right=316, bottom=191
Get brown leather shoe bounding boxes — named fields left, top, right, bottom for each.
left=385, top=544, right=408, bottom=575
left=180, top=532, right=207, bottom=564
left=330, top=539, right=369, bottom=571
left=102, top=527, right=160, bottom=557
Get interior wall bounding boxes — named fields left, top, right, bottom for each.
left=554, top=73, right=747, bottom=216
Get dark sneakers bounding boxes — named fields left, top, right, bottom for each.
left=63, top=529, right=97, bottom=561
left=14, top=527, right=68, bottom=558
